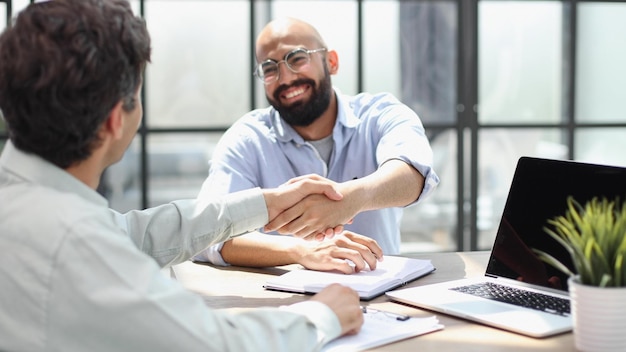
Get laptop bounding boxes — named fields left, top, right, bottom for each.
left=387, top=156, right=626, bottom=338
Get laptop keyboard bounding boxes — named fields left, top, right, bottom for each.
left=450, top=282, right=570, bottom=316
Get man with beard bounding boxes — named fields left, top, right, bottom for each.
left=193, top=17, right=439, bottom=274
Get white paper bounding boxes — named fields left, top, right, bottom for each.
left=322, top=314, right=443, bottom=352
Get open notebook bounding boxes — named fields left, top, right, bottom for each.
left=264, top=256, right=435, bottom=300
left=387, top=156, right=626, bottom=337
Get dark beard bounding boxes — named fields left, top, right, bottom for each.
left=268, top=69, right=332, bottom=127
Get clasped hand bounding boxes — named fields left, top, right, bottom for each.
left=263, top=174, right=358, bottom=240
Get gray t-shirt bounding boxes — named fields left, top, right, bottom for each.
left=308, top=134, right=334, bottom=166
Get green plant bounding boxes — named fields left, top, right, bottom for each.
left=533, top=196, right=626, bottom=287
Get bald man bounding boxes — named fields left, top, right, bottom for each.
left=194, top=17, right=439, bottom=273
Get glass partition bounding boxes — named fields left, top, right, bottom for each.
left=576, top=128, right=626, bottom=167
left=144, top=0, right=251, bottom=128
left=575, top=2, right=626, bottom=124
left=478, top=128, right=566, bottom=247
left=478, top=1, right=565, bottom=124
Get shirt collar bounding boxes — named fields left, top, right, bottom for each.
left=0, top=141, right=107, bottom=207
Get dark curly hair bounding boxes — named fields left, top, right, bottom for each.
left=0, top=0, right=151, bottom=168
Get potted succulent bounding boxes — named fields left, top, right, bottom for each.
left=533, top=196, right=626, bottom=352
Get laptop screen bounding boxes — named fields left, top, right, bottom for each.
left=486, top=156, right=626, bottom=292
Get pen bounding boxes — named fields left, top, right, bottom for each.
left=360, top=306, right=411, bottom=321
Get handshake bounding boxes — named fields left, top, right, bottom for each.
left=261, top=174, right=358, bottom=241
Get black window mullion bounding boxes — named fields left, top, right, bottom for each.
left=139, top=0, right=148, bottom=209
left=566, top=0, right=577, bottom=160
left=458, top=0, right=479, bottom=251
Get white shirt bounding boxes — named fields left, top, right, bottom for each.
left=0, top=142, right=340, bottom=352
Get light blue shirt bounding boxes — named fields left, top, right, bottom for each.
left=0, top=142, right=340, bottom=351
left=196, top=88, right=439, bottom=263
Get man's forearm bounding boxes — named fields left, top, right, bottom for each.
left=347, top=159, right=424, bottom=212
left=264, top=161, right=425, bottom=238
left=221, top=232, right=303, bottom=267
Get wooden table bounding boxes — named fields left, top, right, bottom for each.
left=171, top=251, right=575, bottom=351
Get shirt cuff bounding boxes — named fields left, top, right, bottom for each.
left=280, top=300, right=342, bottom=346
left=191, top=242, right=230, bottom=266
left=418, top=167, right=439, bottom=202
left=217, top=187, right=268, bottom=237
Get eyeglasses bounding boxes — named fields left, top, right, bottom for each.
left=254, top=47, right=327, bottom=84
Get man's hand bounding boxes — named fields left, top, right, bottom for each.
left=264, top=175, right=361, bottom=239
left=295, top=231, right=383, bottom=274
left=310, top=284, right=363, bottom=336
left=261, top=176, right=344, bottom=238
left=265, top=180, right=362, bottom=239
left=265, top=192, right=359, bottom=239
left=219, top=231, right=381, bottom=270
left=267, top=162, right=424, bottom=239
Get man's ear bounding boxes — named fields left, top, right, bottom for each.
left=101, top=101, right=125, bottom=140
left=326, top=49, right=339, bottom=75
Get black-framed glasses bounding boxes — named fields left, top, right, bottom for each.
left=254, top=47, right=327, bottom=84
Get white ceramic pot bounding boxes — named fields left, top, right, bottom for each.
left=568, top=276, right=626, bottom=352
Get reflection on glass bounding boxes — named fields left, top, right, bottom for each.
left=401, top=129, right=458, bottom=253
left=144, top=1, right=250, bottom=128
left=11, top=0, right=31, bottom=17
left=0, top=108, right=5, bottom=133
left=146, top=133, right=221, bottom=208
left=365, top=1, right=458, bottom=252
left=478, top=1, right=564, bottom=124
left=1, top=3, right=6, bottom=29
left=2, top=0, right=26, bottom=151
left=102, top=138, right=142, bottom=212
left=102, top=133, right=223, bottom=212
left=127, top=0, right=140, bottom=16
left=397, top=1, right=458, bottom=125
left=362, top=1, right=400, bottom=96
left=575, top=3, right=626, bottom=123
left=575, top=129, right=626, bottom=167
left=477, top=128, right=565, bottom=249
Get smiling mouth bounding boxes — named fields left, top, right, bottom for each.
left=281, top=85, right=309, bottom=101
left=284, top=87, right=306, bottom=99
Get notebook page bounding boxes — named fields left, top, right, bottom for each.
left=322, top=313, right=443, bottom=352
